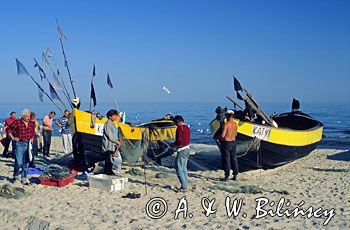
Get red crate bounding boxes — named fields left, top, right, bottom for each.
left=39, top=171, right=77, bottom=187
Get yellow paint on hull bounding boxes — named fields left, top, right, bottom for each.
left=70, top=109, right=176, bottom=141
left=210, top=118, right=323, bottom=147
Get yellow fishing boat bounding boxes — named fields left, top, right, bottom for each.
left=69, top=109, right=176, bottom=168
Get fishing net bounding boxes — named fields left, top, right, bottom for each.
left=41, top=164, right=72, bottom=179
left=129, top=167, right=144, bottom=176
left=118, top=129, right=149, bottom=163
left=208, top=182, right=263, bottom=194
left=33, top=155, right=50, bottom=167
left=0, top=183, right=29, bottom=199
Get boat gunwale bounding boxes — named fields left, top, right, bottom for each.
left=234, top=114, right=323, bottom=133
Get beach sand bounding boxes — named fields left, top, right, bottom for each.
left=0, top=137, right=349, bottom=229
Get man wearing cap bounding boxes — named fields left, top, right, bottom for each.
left=220, top=110, right=239, bottom=181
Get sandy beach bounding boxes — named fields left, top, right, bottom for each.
left=0, top=137, right=349, bottom=229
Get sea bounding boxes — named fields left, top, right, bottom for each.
left=0, top=102, right=349, bottom=150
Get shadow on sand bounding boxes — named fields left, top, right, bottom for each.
left=311, top=167, right=350, bottom=173
left=188, top=152, right=221, bottom=171
left=327, top=150, right=350, bottom=162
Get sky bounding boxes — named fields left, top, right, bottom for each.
left=0, top=0, right=349, bottom=105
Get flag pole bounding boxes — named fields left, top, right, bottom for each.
left=89, top=81, right=92, bottom=112
left=226, top=96, right=244, bottom=110
left=107, top=73, right=120, bottom=111
left=43, top=52, right=73, bottom=108
left=89, top=65, right=96, bottom=112
left=56, top=18, right=77, bottom=98
left=34, top=58, right=68, bottom=111
left=112, top=89, right=120, bottom=111
left=16, top=59, right=64, bottom=114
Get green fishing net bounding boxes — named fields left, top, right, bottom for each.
left=41, top=164, right=72, bottom=179
left=129, top=167, right=144, bottom=176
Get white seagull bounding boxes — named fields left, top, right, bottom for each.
left=162, top=86, right=171, bottom=94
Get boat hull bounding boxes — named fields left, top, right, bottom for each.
left=69, top=109, right=176, bottom=168
left=210, top=111, right=323, bottom=171
left=235, top=133, right=318, bottom=171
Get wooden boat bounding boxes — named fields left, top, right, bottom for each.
left=210, top=78, right=323, bottom=171
left=69, top=109, right=176, bottom=168
left=210, top=110, right=323, bottom=171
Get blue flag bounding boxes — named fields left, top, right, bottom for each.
left=107, top=73, right=113, bottom=89
left=33, top=58, right=46, bottom=81
left=16, top=59, right=30, bottom=76
left=49, top=83, right=59, bottom=100
left=38, top=86, right=44, bottom=102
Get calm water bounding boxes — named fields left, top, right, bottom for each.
left=0, top=102, right=349, bottom=150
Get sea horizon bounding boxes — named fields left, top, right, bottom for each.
left=1, top=101, right=349, bottom=150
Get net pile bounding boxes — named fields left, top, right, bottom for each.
left=0, top=183, right=29, bottom=199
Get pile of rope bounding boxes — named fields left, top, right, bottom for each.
left=0, top=183, right=29, bottom=199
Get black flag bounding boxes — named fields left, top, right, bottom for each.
left=237, top=92, right=244, bottom=100
left=107, top=73, right=113, bottom=89
left=233, top=76, right=243, bottom=92
left=245, top=100, right=254, bottom=118
left=92, top=65, right=96, bottom=77
left=90, top=82, right=97, bottom=107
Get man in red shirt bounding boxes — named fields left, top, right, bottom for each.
left=173, top=115, right=191, bottom=192
left=2, top=111, right=17, bottom=157
left=8, top=108, right=35, bottom=185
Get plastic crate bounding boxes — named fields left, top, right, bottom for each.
left=28, top=166, right=46, bottom=175
left=39, top=171, right=77, bottom=187
left=89, top=174, right=127, bottom=192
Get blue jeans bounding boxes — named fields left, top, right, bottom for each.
left=13, top=141, right=29, bottom=181
left=175, top=148, right=190, bottom=189
left=43, top=130, right=52, bottom=156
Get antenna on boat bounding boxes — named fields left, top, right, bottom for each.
left=56, top=18, right=77, bottom=99
left=16, top=59, right=64, bottom=114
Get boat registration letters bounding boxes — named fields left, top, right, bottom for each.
left=96, top=123, right=104, bottom=136
left=252, top=125, right=271, bottom=141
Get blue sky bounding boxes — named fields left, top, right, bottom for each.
left=0, top=0, right=349, bottom=105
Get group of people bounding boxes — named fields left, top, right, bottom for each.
left=102, top=109, right=238, bottom=192
left=1, top=109, right=73, bottom=184
left=2, top=107, right=239, bottom=190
